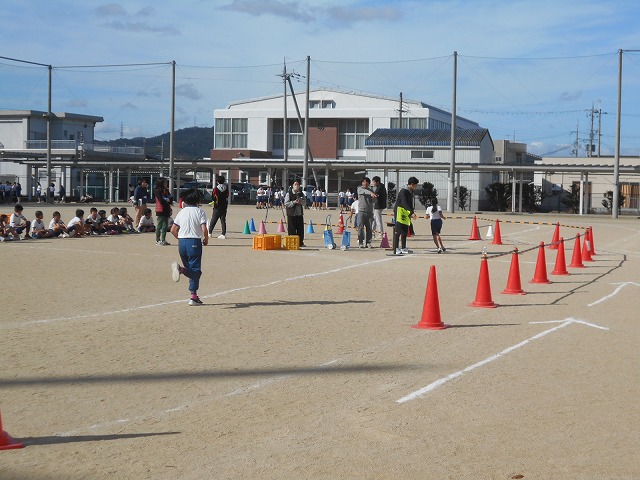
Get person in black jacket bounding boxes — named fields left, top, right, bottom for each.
left=371, top=176, right=387, bottom=239
left=284, top=180, right=306, bottom=247
left=209, top=175, right=229, bottom=239
left=393, top=177, right=419, bottom=255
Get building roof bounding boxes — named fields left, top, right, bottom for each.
left=365, top=128, right=492, bottom=147
left=0, top=110, right=103, bottom=122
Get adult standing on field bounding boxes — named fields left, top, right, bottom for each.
left=393, top=177, right=419, bottom=255
left=134, top=178, right=149, bottom=227
left=208, top=175, right=229, bottom=239
left=284, top=180, right=306, bottom=247
left=356, top=176, right=377, bottom=248
left=371, top=176, right=387, bottom=239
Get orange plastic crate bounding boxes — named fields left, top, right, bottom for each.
left=283, top=235, right=300, bottom=250
left=253, top=234, right=282, bottom=250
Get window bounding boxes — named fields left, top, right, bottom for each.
left=310, top=100, right=321, bottom=109
left=239, top=171, right=249, bottom=183
left=215, top=118, right=247, bottom=148
left=390, top=118, right=427, bottom=129
left=411, top=150, right=434, bottom=159
left=428, top=119, right=450, bottom=130
left=339, top=119, right=369, bottom=150
left=321, top=100, right=334, bottom=109
left=273, top=119, right=305, bottom=150
left=495, top=156, right=503, bottom=164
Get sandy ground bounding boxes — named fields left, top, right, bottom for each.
left=1, top=202, right=639, bottom=480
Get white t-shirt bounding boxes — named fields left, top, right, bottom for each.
left=426, top=206, right=443, bottom=220
left=351, top=199, right=359, bottom=215
left=107, top=214, right=121, bottom=223
left=49, top=218, right=64, bottom=229
left=173, top=205, right=207, bottom=239
left=9, top=213, right=27, bottom=227
left=138, top=216, right=155, bottom=227
left=32, top=218, right=46, bottom=231
left=68, top=216, right=83, bottom=228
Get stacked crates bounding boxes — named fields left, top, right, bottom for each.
left=283, top=235, right=300, bottom=250
left=252, top=234, right=282, bottom=250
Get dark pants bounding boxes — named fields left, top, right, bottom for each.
left=156, top=215, right=169, bottom=242
left=287, top=215, right=305, bottom=245
left=209, top=207, right=227, bottom=235
left=178, top=237, right=203, bottom=294
left=393, top=223, right=409, bottom=251
left=357, top=211, right=373, bottom=245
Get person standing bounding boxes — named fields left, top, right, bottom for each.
left=155, top=178, right=173, bottom=245
left=36, top=182, right=42, bottom=203
left=393, top=177, right=419, bottom=255
left=133, top=179, right=149, bottom=227
left=426, top=197, right=447, bottom=253
left=171, top=188, right=208, bottom=306
left=48, top=183, right=55, bottom=203
left=371, top=176, right=387, bottom=239
left=284, top=180, right=306, bottom=247
left=356, top=176, right=377, bottom=248
left=208, top=175, right=229, bottom=239
left=58, top=184, right=66, bottom=203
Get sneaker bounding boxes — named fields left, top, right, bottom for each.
left=61, top=232, right=70, bottom=238
left=156, top=241, right=162, bottom=246
left=188, top=297, right=203, bottom=306
left=401, top=248, right=411, bottom=254
left=162, top=241, right=171, bottom=246
left=217, top=234, right=226, bottom=239
left=171, top=262, right=181, bottom=282
left=442, top=247, right=446, bottom=252
left=366, top=243, right=372, bottom=248
left=395, top=248, right=403, bottom=255
left=359, top=243, right=365, bottom=248
left=437, top=248, right=442, bottom=254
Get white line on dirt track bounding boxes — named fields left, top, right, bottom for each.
left=396, top=317, right=608, bottom=404
left=587, top=281, right=640, bottom=307
left=3, top=256, right=402, bottom=329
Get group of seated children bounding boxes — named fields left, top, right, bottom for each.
left=0, top=204, right=158, bottom=241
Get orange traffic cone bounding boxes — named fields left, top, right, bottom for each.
left=491, top=219, right=503, bottom=245
left=379, top=232, right=390, bottom=249
left=502, top=248, right=525, bottom=295
left=588, top=226, right=596, bottom=255
left=337, top=214, right=344, bottom=234
left=0, top=410, right=24, bottom=450
left=551, top=237, right=570, bottom=275
left=549, top=222, right=560, bottom=250
left=530, top=241, right=552, bottom=284
left=277, top=219, right=285, bottom=233
left=468, top=216, right=481, bottom=240
left=569, top=233, right=585, bottom=268
left=470, top=254, right=497, bottom=308
left=258, top=220, right=267, bottom=234
left=581, top=230, right=593, bottom=262
left=413, top=265, right=448, bottom=330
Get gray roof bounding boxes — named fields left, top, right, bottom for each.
left=365, top=128, right=491, bottom=147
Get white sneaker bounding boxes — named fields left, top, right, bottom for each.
left=62, top=232, right=70, bottom=238
left=171, top=262, right=181, bottom=282
left=401, top=248, right=410, bottom=254
left=217, top=234, right=226, bottom=239
left=395, top=248, right=403, bottom=255
left=366, top=243, right=372, bottom=248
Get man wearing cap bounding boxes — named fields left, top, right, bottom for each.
left=393, top=177, right=419, bottom=254
left=356, top=176, right=377, bottom=248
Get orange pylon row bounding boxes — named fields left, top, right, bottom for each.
left=414, top=223, right=597, bottom=328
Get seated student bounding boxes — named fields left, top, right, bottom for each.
left=104, top=207, right=125, bottom=234
left=138, top=208, right=156, bottom=233
left=118, top=207, right=136, bottom=233
left=32, top=210, right=53, bottom=238
left=48, top=211, right=69, bottom=238
left=85, top=207, right=104, bottom=235
left=0, top=214, right=16, bottom=241
left=9, top=204, right=32, bottom=239
left=67, top=209, right=88, bottom=237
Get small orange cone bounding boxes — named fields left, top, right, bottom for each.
left=569, top=233, right=585, bottom=268
left=501, top=248, right=526, bottom=295
left=337, top=214, right=344, bottom=234
left=0, top=410, right=24, bottom=450
left=581, top=230, right=593, bottom=262
left=588, top=226, right=597, bottom=255
left=468, top=216, right=481, bottom=240
left=470, top=254, right=497, bottom=308
left=258, top=220, right=267, bottom=234
left=530, top=241, right=552, bottom=284
left=551, top=237, right=570, bottom=275
left=413, top=265, right=448, bottom=330
left=491, top=219, right=503, bottom=245
left=277, top=219, right=285, bottom=233
left=549, top=222, right=560, bottom=249
left=379, top=232, right=390, bottom=249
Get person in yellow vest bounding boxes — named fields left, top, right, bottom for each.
left=393, top=177, right=419, bottom=255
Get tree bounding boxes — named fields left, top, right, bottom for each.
left=561, top=183, right=580, bottom=213
left=417, top=182, right=437, bottom=207
left=455, top=185, right=470, bottom=211
left=387, top=182, right=396, bottom=208
left=484, top=182, right=511, bottom=211
left=602, top=190, right=625, bottom=214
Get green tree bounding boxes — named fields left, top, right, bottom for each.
left=484, top=182, right=511, bottom=211
left=561, top=183, right=580, bottom=213
left=602, top=190, right=626, bottom=214
left=417, top=182, right=437, bottom=207
left=455, top=185, right=470, bottom=211
left=387, top=182, right=396, bottom=208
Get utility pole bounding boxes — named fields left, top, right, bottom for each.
left=588, top=102, right=595, bottom=157
left=447, top=51, right=457, bottom=213
left=398, top=92, right=407, bottom=127
left=572, top=121, right=580, bottom=157
left=278, top=61, right=290, bottom=163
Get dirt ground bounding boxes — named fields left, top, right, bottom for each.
left=1, top=202, right=639, bottom=480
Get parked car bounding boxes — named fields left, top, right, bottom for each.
left=179, top=181, right=213, bottom=203
left=230, top=183, right=253, bottom=204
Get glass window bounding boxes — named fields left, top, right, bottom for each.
left=339, top=119, right=368, bottom=150
left=215, top=118, right=247, bottom=148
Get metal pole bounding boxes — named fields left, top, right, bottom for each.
left=613, top=49, right=622, bottom=219
left=170, top=60, right=176, bottom=199
left=302, top=56, right=310, bottom=189
left=447, top=51, right=457, bottom=213
left=46, top=65, right=52, bottom=191
left=283, top=62, right=288, bottom=162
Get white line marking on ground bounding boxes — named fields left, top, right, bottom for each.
left=587, top=282, right=640, bottom=307
left=396, top=317, right=608, bottom=404
left=3, top=257, right=400, bottom=329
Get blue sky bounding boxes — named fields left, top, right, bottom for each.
left=2, top=0, right=640, bottom=156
